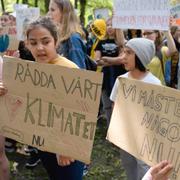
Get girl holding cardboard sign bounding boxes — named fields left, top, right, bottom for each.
left=25, top=16, right=84, bottom=180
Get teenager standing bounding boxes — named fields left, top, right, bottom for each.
left=48, top=0, right=86, bottom=69
left=110, top=38, right=161, bottom=180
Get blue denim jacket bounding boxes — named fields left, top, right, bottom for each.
left=57, top=33, right=86, bottom=69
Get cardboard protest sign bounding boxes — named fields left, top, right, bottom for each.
left=0, top=56, right=103, bottom=164
left=113, top=0, right=170, bottom=30
left=107, top=77, right=180, bottom=180
left=170, top=0, right=180, bottom=25
left=94, top=8, right=110, bottom=20
left=16, top=7, right=40, bottom=40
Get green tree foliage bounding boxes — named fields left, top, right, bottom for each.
left=79, top=0, right=86, bottom=25
left=0, top=0, right=113, bottom=24
left=87, top=0, right=112, bottom=9
left=0, top=0, right=49, bottom=14
left=76, top=0, right=113, bottom=25
left=0, top=0, right=5, bottom=12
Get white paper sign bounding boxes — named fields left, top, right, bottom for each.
left=13, top=3, right=28, bottom=11
left=16, top=7, right=40, bottom=40
left=113, top=0, right=170, bottom=30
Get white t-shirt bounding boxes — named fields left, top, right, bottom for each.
left=110, top=72, right=161, bottom=102
left=142, top=168, right=152, bottom=180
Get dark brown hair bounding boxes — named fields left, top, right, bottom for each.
left=26, top=16, right=59, bottom=44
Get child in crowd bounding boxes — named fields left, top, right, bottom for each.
left=25, top=16, right=84, bottom=180
left=48, top=0, right=88, bottom=175
left=110, top=38, right=161, bottom=180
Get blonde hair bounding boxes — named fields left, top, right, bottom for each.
left=106, top=17, right=125, bottom=48
left=53, top=0, right=84, bottom=42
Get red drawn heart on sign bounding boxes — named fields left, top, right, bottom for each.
left=5, top=95, right=23, bottom=121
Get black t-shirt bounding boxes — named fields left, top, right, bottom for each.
left=95, top=39, right=119, bottom=57
left=95, top=39, right=126, bottom=95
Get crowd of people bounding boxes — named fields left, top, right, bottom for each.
left=0, top=0, right=179, bottom=179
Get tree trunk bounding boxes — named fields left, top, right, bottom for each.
left=74, top=0, right=78, bottom=9
left=79, top=0, right=86, bottom=25
left=22, top=0, right=28, bottom=4
left=1, top=0, right=5, bottom=12
left=34, top=0, right=38, bottom=7
left=44, top=0, right=50, bottom=13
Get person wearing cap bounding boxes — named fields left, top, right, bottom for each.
left=110, top=38, right=161, bottom=180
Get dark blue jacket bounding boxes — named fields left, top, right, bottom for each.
left=57, top=33, right=86, bottom=69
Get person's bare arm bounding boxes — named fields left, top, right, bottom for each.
left=164, top=30, right=177, bottom=57
left=164, top=17, right=177, bottom=57
left=100, top=55, right=124, bottom=66
left=94, top=50, right=107, bottom=66
left=115, top=29, right=126, bottom=47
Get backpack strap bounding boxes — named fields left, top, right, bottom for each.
left=170, top=51, right=179, bottom=86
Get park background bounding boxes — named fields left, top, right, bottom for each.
left=0, top=1, right=126, bottom=179
left=0, top=0, right=113, bottom=25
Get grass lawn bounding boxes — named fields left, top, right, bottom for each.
left=7, top=118, right=127, bottom=180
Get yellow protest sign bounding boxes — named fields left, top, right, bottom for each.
left=0, top=56, right=103, bottom=164
left=107, top=77, right=180, bottom=180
